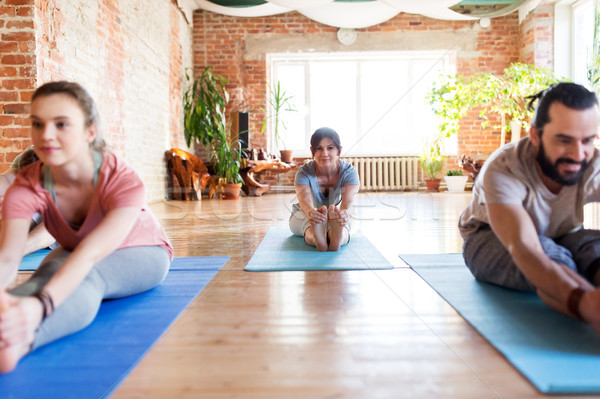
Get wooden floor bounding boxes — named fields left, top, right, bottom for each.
left=25, top=192, right=599, bottom=398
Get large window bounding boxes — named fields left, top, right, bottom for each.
left=268, top=51, right=455, bottom=157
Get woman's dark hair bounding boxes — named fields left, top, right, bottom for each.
left=526, top=82, right=598, bottom=134
left=32, top=81, right=106, bottom=151
left=310, top=127, right=342, bottom=156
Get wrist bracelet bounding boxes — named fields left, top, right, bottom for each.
left=567, top=287, right=587, bottom=321
left=34, top=289, right=55, bottom=322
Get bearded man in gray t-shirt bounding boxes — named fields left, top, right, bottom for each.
left=459, top=82, right=600, bottom=333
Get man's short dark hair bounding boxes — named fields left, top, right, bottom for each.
left=527, top=82, right=598, bottom=133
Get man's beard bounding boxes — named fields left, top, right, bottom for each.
left=536, top=141, right=589, bottom=186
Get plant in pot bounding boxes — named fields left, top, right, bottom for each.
left=261, top=80, right=297, bottom=163
left=183, top=66, right=245, bottom=199
left=210, top=131, right=246, bottom=199
left=419, top=138, right=445, bottom=192
left=444, top=169, right=468, bottom=193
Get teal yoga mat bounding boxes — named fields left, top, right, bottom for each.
left=0, top=256, right=229, bottom=399
left=245, top=226, right=393, bottom=271
left=401, top=253, right=600, bottom=395
left=19, top=248, right=52, bottom=271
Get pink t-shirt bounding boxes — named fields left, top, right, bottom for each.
left=3, top=152, right=173, bottom=259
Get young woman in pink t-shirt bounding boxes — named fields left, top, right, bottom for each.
left=0, top=81, right=173, bottom=373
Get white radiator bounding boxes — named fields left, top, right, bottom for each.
left=342, top=156, right=421, bottom=191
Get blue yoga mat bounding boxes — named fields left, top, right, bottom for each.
left=401, top=253, right=600, bottom=395
left=245, top=226, right=393, bottom=271
left=19, top=248, right=52, bottom=271
left=0, top=256, right=229, bottom=399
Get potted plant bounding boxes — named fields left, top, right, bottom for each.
left=427, top=63, right=562, bottom=146
left=183, top=66, right=245, bottom=199
left=261, top=80, right=297, bottom=163
left=419, top=138, right=445, bottom=192
left=210, top=131, right=246, bottom=199
left=444, top=169, right=468, bottom=192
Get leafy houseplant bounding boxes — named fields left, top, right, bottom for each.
left=446, top=169, right=463, bottom=176
left=427, top=63, right=562, bottom=145
left=261, top=80, right=297, bottom=163
left=183, top=66, right=245, bottom=198
left=419, top=138, right=445, bottom=192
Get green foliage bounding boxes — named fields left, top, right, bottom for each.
left=261, top=80, right=297, bottom=150
left=183, top=66, right=229, bottom=148
left=419, top=138, right=445, bottom=179
left=183, top=66, right=244, bottom=184
left=446, top=169, right=463, bottom=177
left=210, top=135, right=245, bottom=184
left=426, top=63, right=562, bottom=138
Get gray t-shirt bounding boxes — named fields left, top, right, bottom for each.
left=459, top=137, right=600, bottom=239
left=293, top=160, right=359, bottom=210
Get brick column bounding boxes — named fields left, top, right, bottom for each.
left=0, top=0, right=36, bottom=171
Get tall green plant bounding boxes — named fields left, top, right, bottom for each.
left=211, top=134, right=245, bottom=184
left=261, top=80, right=296, bottom=150
left=183, top=66, right=229, bottom=148
left=183, top=66, right=244, bottom=184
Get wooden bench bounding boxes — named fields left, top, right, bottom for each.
left=240, top=159, right=296, bottom=196
left=165, top=148, right=210, bottom=200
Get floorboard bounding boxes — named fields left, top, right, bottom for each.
left=20, top=192, right=599, bottom=398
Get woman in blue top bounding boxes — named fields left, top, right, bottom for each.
left=290, top=127, right=360, bottom=251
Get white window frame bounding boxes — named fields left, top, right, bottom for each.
left=267, top=51, right=455, bottom=158
left=555, top=0, right=596, bottom=86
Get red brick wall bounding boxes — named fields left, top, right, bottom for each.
left=0, top=0, right=36, bottom=167
left=0, top=0, right=192, bottom=201
left=96, top=0, right=126, bottom=155
left=519, top=5, right=554, bottom=69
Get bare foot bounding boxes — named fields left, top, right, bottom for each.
left=328, top=205, right=349, bottom=252
left=0, top=292, right=39, bottom=373
left=312, top=206, right=329, bottom=252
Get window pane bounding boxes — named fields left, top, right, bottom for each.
left=274, top=65, right=306, bottom=151
left=271, top=51, right=454, bottom=156
left=309, top=61, right=358, bottom=151
left=356, top=60, right=410, bottom=155
left=572, top=0, right=595, bottom=86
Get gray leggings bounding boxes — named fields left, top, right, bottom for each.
left=463, top=225, right=600, bottom=291
left=9, top=245, right=170, bottom=350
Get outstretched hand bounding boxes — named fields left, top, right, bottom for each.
left=308, top=206, right=328, bottom=225
left=328, top=205, right=349, bottom=226
left=0, top=290, right=41, bottom=349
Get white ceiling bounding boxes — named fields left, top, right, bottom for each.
left=179, top=0, right=537, bottom=28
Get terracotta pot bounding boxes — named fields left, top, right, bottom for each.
left=222, top=183, right=242, bottom=200
left=424, top=178, right=441, bottom=192
left=280, top=150, right=293, bottom=163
